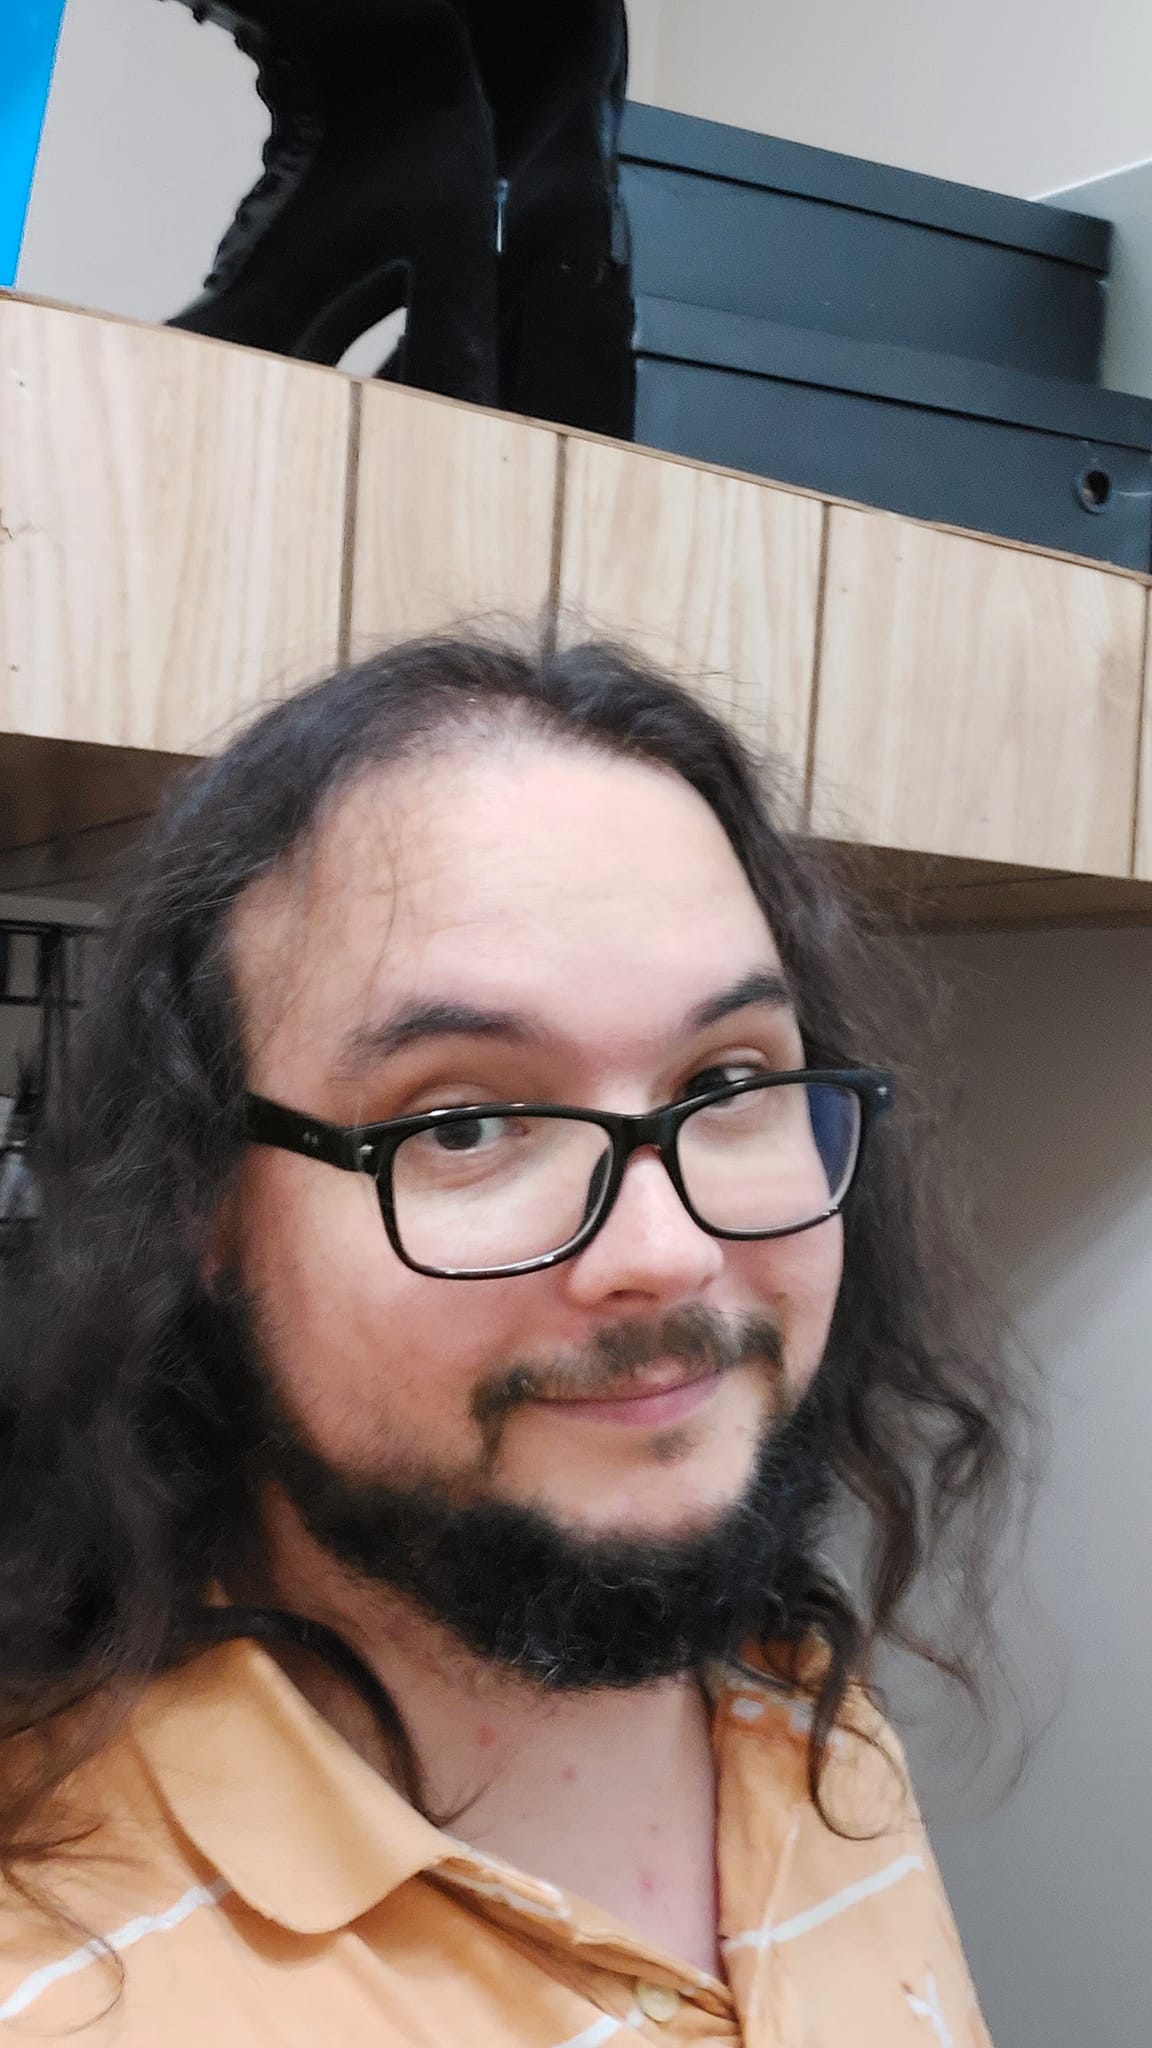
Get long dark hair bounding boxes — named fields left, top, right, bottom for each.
left=0, top=634, right=1025, bottom=1895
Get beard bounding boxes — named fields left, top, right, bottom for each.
left=232, top=1295, right=838, bottom=1690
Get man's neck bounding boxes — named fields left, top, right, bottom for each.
left=235, top=1508, right=724, bottom=1977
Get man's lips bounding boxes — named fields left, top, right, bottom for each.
left=530, top=1365, right=726, bottom=1430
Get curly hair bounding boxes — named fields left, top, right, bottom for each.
left=0, top=633, right=1027, bottom=1899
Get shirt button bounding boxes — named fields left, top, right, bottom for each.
left=635, top=1981, right=682, bottom=2023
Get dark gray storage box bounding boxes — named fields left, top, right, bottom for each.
left=632, top=296, right=1152, bottom=570
left=620, top=104, right=1112, bottom=385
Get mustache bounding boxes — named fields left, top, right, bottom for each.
left=472, top=1306, right=785, bottom=1434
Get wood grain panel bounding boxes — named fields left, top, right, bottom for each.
left=350, top=384, right=559, bottom=649
left=558, top=438, right=822, bottom=787
left=0, top=299, right=348, bottom=756
left=810, top=507, right=1146, bottom=875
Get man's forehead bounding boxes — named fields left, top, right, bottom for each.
left=229, top=748, right=784, bottom=1048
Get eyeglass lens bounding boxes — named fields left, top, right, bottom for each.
left=388, top=1081, right=862, bottom=1273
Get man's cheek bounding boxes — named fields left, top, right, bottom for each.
left=760, top=1231, right=844, bottom=1385
left=298, top=1308, right=503, bottom=1465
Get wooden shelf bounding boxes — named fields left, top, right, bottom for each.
left=810, top=509, right=1146, bottom=876
left=0, top=733, right=189, bottom=897
left=556, top=436, right=823, bottom=792
left=824, top=847, right=1152, bottom=932
left=351, top=382, right=560, bottom=651
left=0, top=297, right=350, bottom=756
left=3, top=290, right=1152, bottom=927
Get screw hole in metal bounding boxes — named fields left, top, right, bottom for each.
left=1075, top=466, right=1112, bottom=513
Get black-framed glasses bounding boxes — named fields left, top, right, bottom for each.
left=243, top=1068, right=893, bottom=1281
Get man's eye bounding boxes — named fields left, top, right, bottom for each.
left=682, top=1063, right=762, bottom=1098
left=430, top=1114, right=509, bottom=1153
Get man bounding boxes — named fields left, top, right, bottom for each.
left=0, top=636, right=1017, bottom=2043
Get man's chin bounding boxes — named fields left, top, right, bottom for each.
left=507, top=1474, right=761, bottom=1554
left=489, top=1368, right=776, bottom=1542
left=262, top=1390, right=837, bottom=1690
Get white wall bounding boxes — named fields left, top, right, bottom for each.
left=647, top=0, right=1152, bottom=198
left=18, top=0, right=264, bottom=322
left=624, top=0, right=663, bottom=104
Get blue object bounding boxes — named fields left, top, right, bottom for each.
left=0, top=0, right=68, bottom=287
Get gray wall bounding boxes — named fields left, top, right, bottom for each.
left=907, top=929, right=1152, bottom=2048
left=1045, top=158, right=1152, bottom=399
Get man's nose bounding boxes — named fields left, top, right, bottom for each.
left=563, top=1148, right=725, bottom=1307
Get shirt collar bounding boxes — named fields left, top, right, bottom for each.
left=129, top=1630, right=840, bottom=1941
left=131, top=1637, right=451, bottom=1935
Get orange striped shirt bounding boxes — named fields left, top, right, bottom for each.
left=0, top=1638, right=992, bottom=2044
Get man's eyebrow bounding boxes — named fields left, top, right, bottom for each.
left=686, top=968, right=796, bottom=1033
left=334, top=971, right=796, bottom=1081
left=334, top=1000, right=546, bottom=1078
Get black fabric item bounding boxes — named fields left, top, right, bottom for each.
left=164, top=0, right=634, bottom=434
left=167, top=1, right=501, bottom=408
left=462, top=0, right=635, bottom=435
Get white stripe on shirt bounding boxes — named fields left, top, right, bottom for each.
left=0, top=1877, right=230, bottom=2023
left=551, top=2003, right=646, bottom=2048
left=724, top=1852, right=925, bottom=1953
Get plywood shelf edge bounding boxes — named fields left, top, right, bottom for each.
left=3, top=295, right=1151, bottom=928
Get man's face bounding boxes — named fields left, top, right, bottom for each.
left=229, top=741, right=843, bottom=1582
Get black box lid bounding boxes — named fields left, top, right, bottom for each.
left=633, top=295, right=1152, bottom=450
left=621, top=103, right=1111, bottom=273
